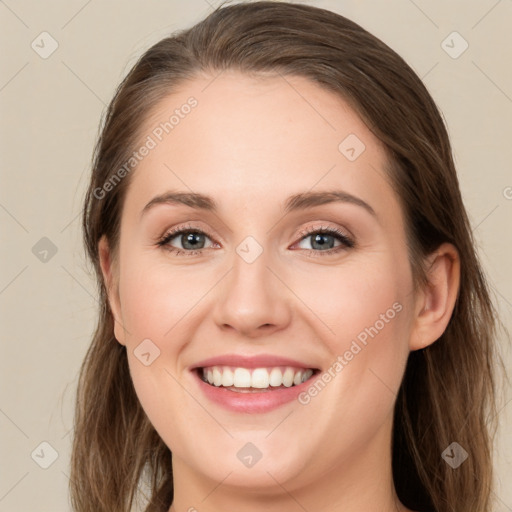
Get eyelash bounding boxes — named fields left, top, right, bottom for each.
left=156, top=223, right=355, bottom=257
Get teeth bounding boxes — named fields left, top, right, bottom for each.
left=212, top=367, right=222, bottom=386
left=269, top=368, right=282, bottom=387
left=233, top=368, right=251, bottom=387
left=251, top=368, right=269, bottom=388
left=221, top=367, right=234, bottom=387
left=201, top=366, right=314, bottom=389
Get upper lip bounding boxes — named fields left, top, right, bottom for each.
left=190, top=354, right=318, bottom=370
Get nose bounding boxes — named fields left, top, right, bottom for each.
left=212, top=247, right=292, bottom=339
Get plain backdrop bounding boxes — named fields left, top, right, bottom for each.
left=0, top=1, right=511, bottom=510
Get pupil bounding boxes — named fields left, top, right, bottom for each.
left=183, top=232, right=204, bottom=250
left=312, top=233, right=334, bottom=250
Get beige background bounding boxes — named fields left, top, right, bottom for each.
left=0, top=0, right=510, bottom=510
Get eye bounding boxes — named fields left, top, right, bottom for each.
left=293, top=225, right=355, bottom=255
left=156, top=223, right=354, bottom=257
left=156, top=224, right=217, bottom=256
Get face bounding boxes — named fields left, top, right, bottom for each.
left=102, top=72, right=422, bottom=494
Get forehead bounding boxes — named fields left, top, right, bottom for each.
left=123, top=71, right=400, bottom=226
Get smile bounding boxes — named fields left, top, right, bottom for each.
left=199, top=365, right=316, bottom=392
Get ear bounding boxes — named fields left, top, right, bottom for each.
left=409, top=243, right=460, bottom=351
left=98, top=235, right=126, bottom=346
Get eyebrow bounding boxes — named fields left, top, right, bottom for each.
left=140, top=189, right=377, bottom=218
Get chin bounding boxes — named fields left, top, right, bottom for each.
left=211, top=463, right=305, bottom=491
left=194, top=442, right=311, bottom=491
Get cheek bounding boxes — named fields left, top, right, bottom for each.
left=302, top=255, right=410, bottom=354
left=118, top=256, right=208, bottom=341
left=299, top=253, right=412, bottom=416
left=292, top=262, right=411, bottom=466
left=117, top=257, right=208, bottom=454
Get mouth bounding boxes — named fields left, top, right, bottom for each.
left=197, top=365, right=318, bottom=393
left=190, top=354, right=321, bottom=413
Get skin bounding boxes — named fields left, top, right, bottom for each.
left=99, top=71, right=460, bottom=512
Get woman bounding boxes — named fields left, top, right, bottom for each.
left=70, top=2, right=504, bottom=511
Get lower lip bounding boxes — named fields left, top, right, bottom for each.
left=192, top=370, right=317, bottom=413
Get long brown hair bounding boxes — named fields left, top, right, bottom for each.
left=71, top=2, right=507, bottom=511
